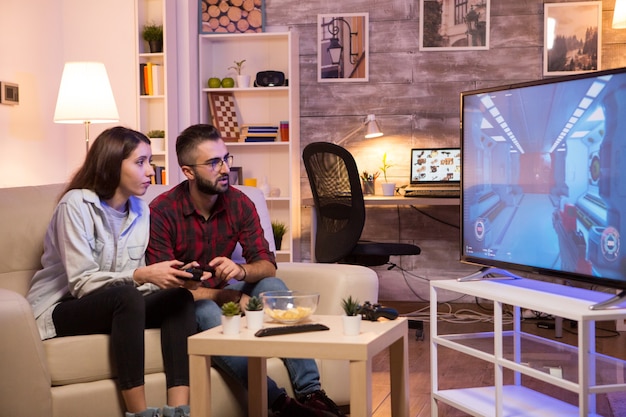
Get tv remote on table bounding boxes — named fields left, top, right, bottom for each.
left=254, top=323, right=330, bottom=337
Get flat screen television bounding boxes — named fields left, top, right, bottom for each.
left=460, top=67, right=626, bottom=309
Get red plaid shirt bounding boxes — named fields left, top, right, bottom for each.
left=146, top=181, right=276, bottom=288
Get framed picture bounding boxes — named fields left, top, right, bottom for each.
left=208, top=92, right=240, bottom=142
left=419, top=0, right=490, bottom=51
left=317, top=13, right=369, bottom=82
left=544, top=2, right=601, bottom=76
left=229, top=167, right=242, bottom=185
left=199, top=0, right=265, bottom=34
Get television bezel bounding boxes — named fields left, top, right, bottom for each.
left=459, top=67, right=626, bottom=296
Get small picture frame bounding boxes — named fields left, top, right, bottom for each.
left=543, top=1, right=601, bottom=76
left=229, top=167, right=243, bottom=185
left=419, top=0, right=490, bottom=51
left=317, top=13, right=369, bottom=82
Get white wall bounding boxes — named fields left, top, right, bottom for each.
left=0, top=0, right=137, bottom=187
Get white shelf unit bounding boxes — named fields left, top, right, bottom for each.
left=198, top=32, right=300, bottom=262
left=430, top=277, right=626, bottom=417
left=135, top=0, right=178, bottom=185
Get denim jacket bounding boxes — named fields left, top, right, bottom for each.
left=26, top=189, right=157, bottom=340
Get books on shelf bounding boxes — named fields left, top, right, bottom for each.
left=139, top=63, right=164, bottom=96
left=241, top=125, right=279, bottom=142
left=151, top=165, right=166, bottom=185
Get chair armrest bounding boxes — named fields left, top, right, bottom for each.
left=0, top=289, right=52, bottom=414
left=275, top=263, right=378, bottom=315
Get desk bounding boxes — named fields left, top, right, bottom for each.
left=303, top=195, right=459, bottom=262
left=188, top=315, right=410, bottom=417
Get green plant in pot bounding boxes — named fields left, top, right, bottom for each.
left=142, top=22, right=163, bottom=53
left=341, top=295, right=361, bottom=316
left=244, top=295, right=264, bottom=331
left=341, top=295, right=362, bottom=336
left=221, top=301, right=241, bottom=317
left=271, top=220, right=287, bottom=251
left=245, top=295, right=263, bottom=312
left=146, top=130, right=165, bottom=138
left=379, top=152, right=396, bottom=196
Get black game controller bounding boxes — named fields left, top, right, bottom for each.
left=181, top=268, right=204, bottom=281
left=358, top=301, right=399, bottom=321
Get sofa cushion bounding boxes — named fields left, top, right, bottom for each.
left=44, top=329, right=163, bottom=386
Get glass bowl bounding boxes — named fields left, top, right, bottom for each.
left=260, top=291, right=320, bottom=324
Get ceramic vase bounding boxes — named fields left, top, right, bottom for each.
left=237, top=75, right=251, bottom=88
left=381, top=182, right=396, bottom=196
left=342, top=315, right=362, bottom=336
left=221, top=315, right=241, bottom=335
left=245, top=310, right=264, bottom=331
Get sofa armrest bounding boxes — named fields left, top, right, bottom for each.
left=0, top=289, right=52, bottom=415
left=275, top=263, right=378, bottom=315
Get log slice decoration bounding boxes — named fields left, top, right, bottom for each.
left=199, top=0, right=265, bottom=34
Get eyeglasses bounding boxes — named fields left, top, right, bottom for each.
left=185, top=155, right=234, bottom=171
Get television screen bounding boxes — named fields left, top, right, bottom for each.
left=460, top=67, right=626, bottom=303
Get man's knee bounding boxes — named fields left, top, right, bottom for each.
left=195, top=299, right=222, bottom=331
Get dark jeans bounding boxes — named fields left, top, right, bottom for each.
left=52, top=285, right=196, bottom=390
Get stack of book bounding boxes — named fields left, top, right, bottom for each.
left=241, top=125, right=278, bottom=142
left=151, top=165, right=167, bottom=185
left=139, top=62, right=164, bottom=96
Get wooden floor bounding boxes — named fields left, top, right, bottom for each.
left=367, top=301, right=626, bottom=417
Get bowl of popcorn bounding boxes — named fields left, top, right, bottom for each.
left=260, top=291, right=319, bottom=324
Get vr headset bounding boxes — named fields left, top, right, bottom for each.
left=254, top=71, right=288, bottom=87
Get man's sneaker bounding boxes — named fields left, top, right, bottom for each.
left=125, top=407, right=160, bottom=417
left=162, top=405, right=190, bottom=417
left=300, top=390, right=345, bottom=416
left=271, top=393, right=336, bottom=417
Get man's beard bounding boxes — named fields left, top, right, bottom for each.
left=196, top=173, right=229, bottom=195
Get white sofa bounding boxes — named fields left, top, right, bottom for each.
left=0, top=183, right=379, bottom=417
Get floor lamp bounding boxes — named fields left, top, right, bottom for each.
left=53, top=62, right=119, bottom=154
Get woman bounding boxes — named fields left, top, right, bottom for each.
left=27, top=127, right=198, bottom=417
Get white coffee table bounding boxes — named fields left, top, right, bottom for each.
left=188, top=315, right=409, bottom=417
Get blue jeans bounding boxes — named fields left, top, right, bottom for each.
left=195, top=277, right=321, bottom=406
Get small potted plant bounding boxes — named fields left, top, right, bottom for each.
left=245, top=295, right=264, bottom=331
left=228, top=59, right=250, bottom=88
left=146, top=129, right=165, bottom=152
left=341, top=295, right=362, bottom=336
left=221, top=301, right=242, bottom=335
left=271, top=220, right=287, bottom=251
left=379, top=153, right=396, bottom=196
left=142, top=22, right=163, bottom=53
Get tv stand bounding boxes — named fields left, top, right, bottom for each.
left=457, top=266, right=521, bottom=282
left=430, top=277, right=626, bottom=416
left=590, top=289, right=626, bottom=310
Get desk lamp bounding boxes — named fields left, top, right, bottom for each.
left=335, top=114, right=383, bottom=147
left=54, top=62, right=119, bottom=153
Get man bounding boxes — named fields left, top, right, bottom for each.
left=146, top=124, right=344, bottom=417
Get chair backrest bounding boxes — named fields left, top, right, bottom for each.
left=302, top=142, right=366, bottom=262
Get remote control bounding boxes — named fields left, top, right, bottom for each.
left=254, top=323, right=330, bottom=337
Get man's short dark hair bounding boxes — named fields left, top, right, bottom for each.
left=176, top=124, right=222, bottom=167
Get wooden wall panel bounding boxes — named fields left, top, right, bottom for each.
left=264, top=0, right=626, bottom=293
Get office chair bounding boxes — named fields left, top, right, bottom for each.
left=303, top=141, right=421, bottom=266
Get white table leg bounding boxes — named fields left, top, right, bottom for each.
left=349, top=359, right=371, bottom=417
left=389, top=335, right=410, bottom=417
left=248, top=357, right=268, bottom=417
left=190, top=354, right=212, bottom=416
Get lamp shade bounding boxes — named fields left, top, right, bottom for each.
left=364, top=114, right=383, bottom=138
left=614, top=0, right=626, bottom=29
left=54, top=62, right=119, bottom=124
